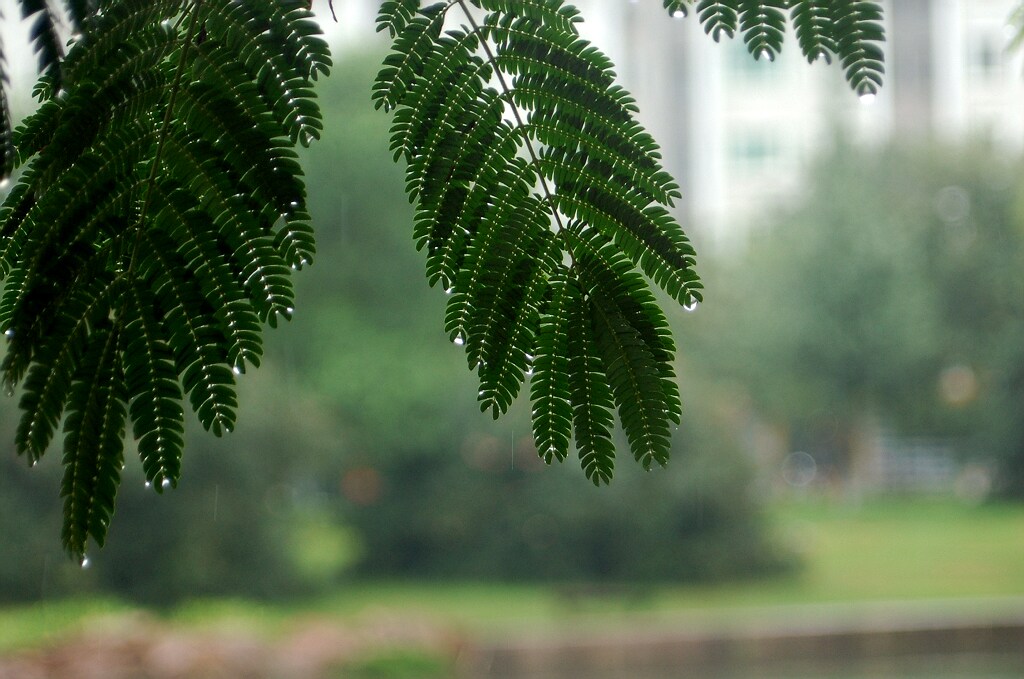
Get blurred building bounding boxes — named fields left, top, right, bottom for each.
left=330, top=0, right=1024, bottom=247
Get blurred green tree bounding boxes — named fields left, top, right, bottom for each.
left=706, top=142, right=1024, bottom=495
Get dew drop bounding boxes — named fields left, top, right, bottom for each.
left=0, top=178, right=9, bottom=190
left=859, top=92, right=877, bottom=106
left=161, top=478, right=171, bottom=490
left=232, top=365, right=242, bottom=376
left=30, top=460, right=37, bottom=468
left=445, top=286, right=454, bottom=295
left=4, top=329, right=13, bottom=338
left=145, top=481, right=152, bottom=489
left=285, top=307, right=294, bottom=315
left=684, top=296, right=699, bottom=312
left=759, top=49, right=773, bottom=62
left=453, top=334, right=465, bottom=346
left=81, top=556, right=91, bottom=569
left=672, top=9, right=684, bottom=19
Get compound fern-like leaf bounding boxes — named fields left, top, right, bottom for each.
left=60, top=322, right=126, bottom=560
left=0, top=0, right=330, bottom=560
left=830, top=0, right=885, bottom=96
left=19, top=0, right=64, bottom=94
left=738, top=0, right=787, bottom=61
left=377, top=0, right=701, bottom=480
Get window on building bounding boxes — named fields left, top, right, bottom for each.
left=967, top=30, right=1003, bottom=79
left=728, top=130, right=782, bottom=172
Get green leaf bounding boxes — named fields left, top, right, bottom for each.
left=529, top=268, right=574, bottom=463
left=565, top=278, right=616, bottom=485
left=60, top=322, right=127, bottom=561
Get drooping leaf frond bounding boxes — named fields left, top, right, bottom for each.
left=738, top=1, right=787, bottom=61
left=695, top=1, right=740, bottom=41
left=829, top=0, right=885, bottom=96
left=19, top=0, right=65, bottom=94
left=0, top=0, right=330, bottom=560
left=60, top=321, right=126, bottom=559
left=669, top=0, right=886, bottom=94
left=377, top=0, right=702, bottom=481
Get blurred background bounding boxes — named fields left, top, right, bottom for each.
left=1, top=1, right=1024, bottom=678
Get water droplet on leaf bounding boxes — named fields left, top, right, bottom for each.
left=161, top=478, right=171, bottom=490
left=859, top=92, right=877, bottom=106
left=81, top=556, right=90, bottom=569
left=453, top=334, right=465, bottom=346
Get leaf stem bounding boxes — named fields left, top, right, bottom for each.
left=455, top=1, right=569, bottom=246
left=127, top=0, right=206, bottom=277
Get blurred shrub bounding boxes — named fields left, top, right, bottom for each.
left=703, top=140, right=1024, bottom=496
left=0, top=360, right=349, bottom=604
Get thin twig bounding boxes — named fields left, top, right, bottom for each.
left=127, top=0, right=206, bottom=277
left=456, top=1, right=568, bottom=242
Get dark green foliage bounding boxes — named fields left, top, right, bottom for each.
left=377, top=0, right=701, bottom=482
left=738, top=1, right=788, bottom=61
left=376, top=0, right=884, bottom=482
left=19, top=0, right=65, bottom=92
left=831, top=0, right=886, bottom=96
left=662, top=0, right=884, bottom=93
left=0, top=0, right=330, bottom=561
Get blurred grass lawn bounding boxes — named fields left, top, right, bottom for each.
left=3, top=496, right=1023, bottom=651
